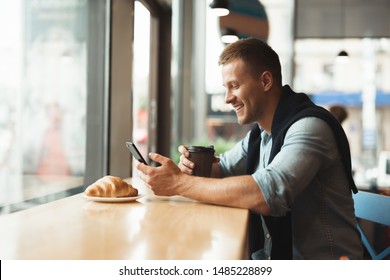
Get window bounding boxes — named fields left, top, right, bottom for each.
left=0, top=0, right=108, bottom=214
left=0, top=0, right=172, bottom=214
left=104, top=0, right=171, bottom=179
left=132, top=1, right=152, bottom=170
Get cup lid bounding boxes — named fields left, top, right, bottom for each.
left=188, top=145, right=215, bottom=153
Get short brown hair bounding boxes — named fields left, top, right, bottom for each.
left=218, top=37, right=282, bottom=85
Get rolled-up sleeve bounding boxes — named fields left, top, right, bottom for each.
left=252, top=117, right=338, bottom=216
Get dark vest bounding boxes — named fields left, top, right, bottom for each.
left=246, top=85, right=357, bottom=259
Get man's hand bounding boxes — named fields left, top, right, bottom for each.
left=137, top=152, right=269, bottom=215
left=177, top=145, right=194, bottom=175
left=137, top=152, right=188, bottom=196
left=177, top=145, right=221, bottom=176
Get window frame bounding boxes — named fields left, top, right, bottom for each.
left=86, top=0, right=172, bottom=184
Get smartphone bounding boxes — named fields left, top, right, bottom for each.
left=126, top=142, right=148, bottom=165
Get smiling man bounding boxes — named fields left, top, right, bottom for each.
left=110, top=38, right=363, bottom=260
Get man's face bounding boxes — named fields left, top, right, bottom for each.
left=221, top=59, right=266, bottom=125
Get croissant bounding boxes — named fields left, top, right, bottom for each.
left=85, top=175, right=138, bottom=197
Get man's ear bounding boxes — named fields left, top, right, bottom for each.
left=260, top=71, right=273, bottom=91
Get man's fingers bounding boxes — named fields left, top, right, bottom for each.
left=178, top=161, right=193, bottom=175
left=148, top=152, right=171, bottom=165
left=179, top=154, right=194, bottom=168
left=178, top=145, right=189, bottom=157
left=137, top=162, right=148, bottom=175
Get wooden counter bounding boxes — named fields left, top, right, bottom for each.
left=0, top=179, right=249, bottom=260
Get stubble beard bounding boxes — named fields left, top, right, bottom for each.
left=236, top=113, right=251, bottom=126
left=236, top=109, right=260, bottom=126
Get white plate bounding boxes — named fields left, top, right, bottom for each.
left=83, top=193, right=143, bottom=203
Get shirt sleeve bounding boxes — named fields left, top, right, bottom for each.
left=253, top=117, right=340, bottom=216
left=218, top=130, right=251, bottom=177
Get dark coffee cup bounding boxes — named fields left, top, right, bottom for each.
left=187, top=145, right=215, bottom=177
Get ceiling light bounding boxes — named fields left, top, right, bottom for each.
left=221, top=28, right=239, bottom=44
left=336, top=50, right=349, bottom=63
left=209, top=0, right=230, bottom=17
left=337, top=50, right=349, bottom=57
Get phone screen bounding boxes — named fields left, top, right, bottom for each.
left=126, top=142, right=148, bottom=165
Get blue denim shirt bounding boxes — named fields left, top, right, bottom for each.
left=219, top=117, right=363, bottom=259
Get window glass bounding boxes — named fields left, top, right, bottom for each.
left=132, top=1, right=151, bottom=174
left=0, top=0, right=88, bottom=213
left=294, top=38, right=390, bottom=186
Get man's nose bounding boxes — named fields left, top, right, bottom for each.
left=225, top=91, right=233, bottom=104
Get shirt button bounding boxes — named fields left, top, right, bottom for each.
left=266, top=233, right=270, bottom=239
